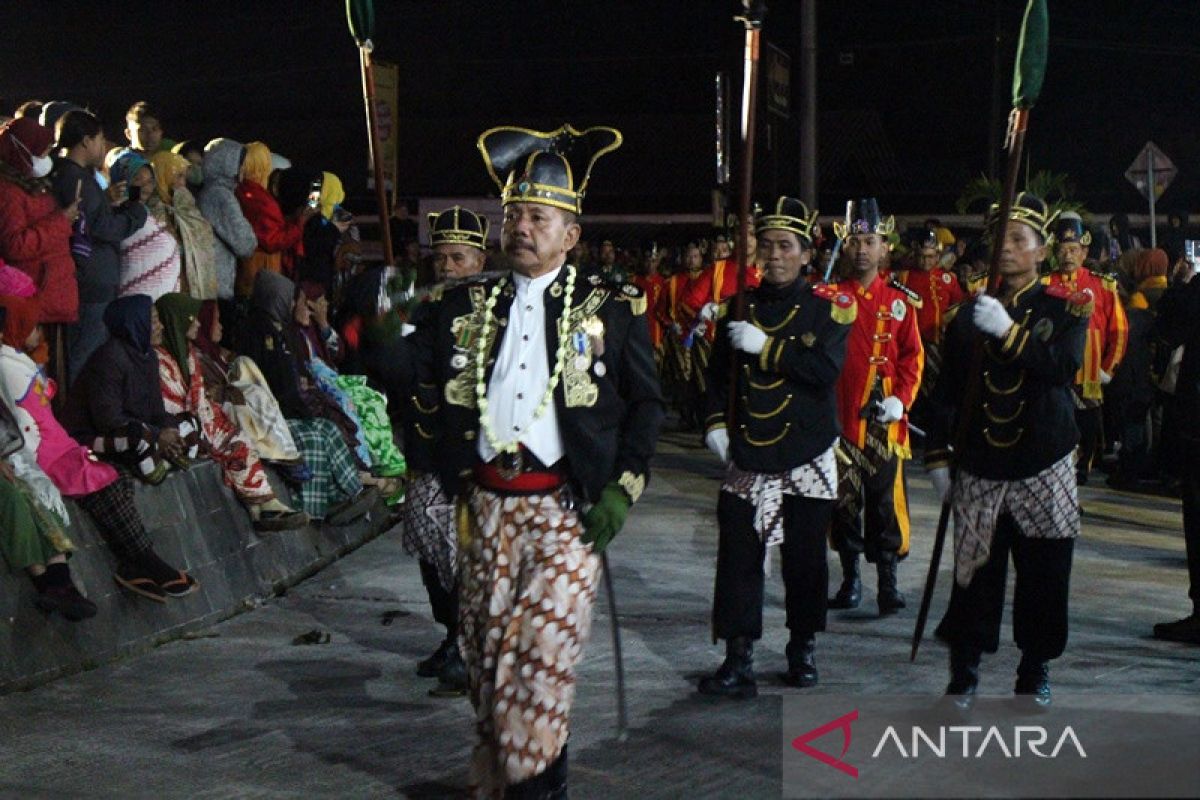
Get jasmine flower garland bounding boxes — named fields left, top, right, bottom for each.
left=475, top=266, right=577, bottom=455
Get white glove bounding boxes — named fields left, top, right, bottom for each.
left=400, top=323, right=416, bottom=337
left=929, top=466, right=952, bottom=503
left=728, top=321, right=768, bottom=354
left=699, top=302, right=720, bottom=322
left=1100, top=369, right=1112, bottom=385
left=705, top=427, right=731, bottom=463
left=875, top=395, right=905, bottom=424
left=972, top=294, right=1014, bottom=339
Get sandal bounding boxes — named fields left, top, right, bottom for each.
left=253, top=509, right=310, bottom=532
left=160, top=571, right=199, bottom=599
left=114, top=568, right=167, bottom=603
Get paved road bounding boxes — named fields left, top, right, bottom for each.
left=2, top=428, right=1197, bottom=798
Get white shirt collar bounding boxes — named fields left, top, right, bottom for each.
left=512, top=264, right=563, bottom=298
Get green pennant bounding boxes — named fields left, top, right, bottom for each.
left=346, top=0, right=375, bottom=44
left=1012, top=0, right=1048, bottom=109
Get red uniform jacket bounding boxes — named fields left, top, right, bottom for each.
left=833, top=275, right=925, bottom=458
left=680, top=259, right=761, bottom=343
left=1041, top=267, right=1128, bottom=400
left=633, top=273, right=666, bottom=347
left=896, top=266, right=965, bottom=344
left=655, top=272, right=696, bottom=342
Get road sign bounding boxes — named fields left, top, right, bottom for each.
left=1125, top=141, right=1176, bottom=202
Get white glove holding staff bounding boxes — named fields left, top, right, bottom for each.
left=705, top=427, right=731, bottom=463
left=728, top=321, right=768, bottom=354
left=972, top=294, right=1015, bottom=339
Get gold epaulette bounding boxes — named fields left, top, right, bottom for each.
left=811, top=283, right=857, bottom=325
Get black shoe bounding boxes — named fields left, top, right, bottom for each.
left=780, top=634, right=818, bottom=688
left=326, top=486, right=379, bottom=526
left=429, top=646, right=467, bottom=697
left=876, top=554, right=906, bottom=616
left=505, top=746, right=568, bottom=800
left=253, top=509, right=310, bottom=532
left=698, top=637, right=757, bottom=699
left=34, top=583, right=98, bottom=622
left=417, top=636, right=456, bottom=678
left=828, top=552, right=862, bottom=609
left=944, top=645, right=980, bottom=712
left=1152, top=613, right=1200, bottom=645
left=1014, top=656, right=1052, bottom=709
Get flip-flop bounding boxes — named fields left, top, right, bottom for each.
left=253, top=510, right=310, bottom=532
left=160, top=571, right=199, bottom=599
left=114, top=572, right=167, bottom=603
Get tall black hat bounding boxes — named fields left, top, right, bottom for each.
left=833, top=197, right=895, bottom=240
left=986, top=191, right=1059, bottom=241
left=477, top=124, right=622, bottom=215
left=756, top=196, right=820, bottom=243
left=910, top=227, right=941, bottom=252
left=1053, top=211, right=1091, bottom=247
left=427, top=206, right=489, bottom=250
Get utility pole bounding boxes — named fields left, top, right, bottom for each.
left=800, top=0, right=817, bottom=206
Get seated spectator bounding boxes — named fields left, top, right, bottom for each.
left=234, top=141, right=314, bottom=298
left=155, top=293, right=307, bottom=531
left=1, top=312, right=94, bottom=621
left=0, top=117, right=78, bottom=392
left=293, top=282, right=405, bottom=499
left=52, top=110, right=149, bottom=385
left=108, top=152, right=181, bottom=300
left=191, top=300, right=305, bottom=475
left=64, top=295, right=199, bottom=482
left=236, top=271, right=375, bottom=522
left=198, top=138, right=257, bottom=303
left=0, top=295, right=195, bottom=602
left=149, top=151, right=217, bottom=299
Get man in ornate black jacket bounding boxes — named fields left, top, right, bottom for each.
left=696, top=197, right=853, bottom=699
left=408, top=124, right=663, bottom=799
left=926, top=193, right=1089, bottom=709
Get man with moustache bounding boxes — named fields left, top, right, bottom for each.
left=1041, top=212, right=1127, bottom=484
left=408, top=124, right=663, bottom=799
left=928, top=193, right=1088, bottom=708
left=698, top=197, right=853, bottom=698
left=828, top=199, right=924, bottom=617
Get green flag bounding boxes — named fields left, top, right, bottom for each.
left=346, top=0, right=375, bottom=44
left=1012, top=0, right=1048, bottom=108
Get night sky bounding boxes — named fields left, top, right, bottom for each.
left=3, top=0, right=1196, bottom=220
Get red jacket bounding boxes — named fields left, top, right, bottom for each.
left=833, top=275, right=924, bottom=458
left=0, top=176, right=77, bottom=322
left=896, top=266, right=965, bottom=344
left=235, top=180, right=305, bottom=273
left=655, top=272, right=694, bottom=341
left=633, top=273, right=666, bottom=347
left=1042, top=267, right=1128, bottom=400
left=680, top=259, right=761, bottom=343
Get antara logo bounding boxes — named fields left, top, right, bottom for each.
left=791, top=711, right=1088, bottom=779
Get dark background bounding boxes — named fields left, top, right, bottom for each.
left=3, top=0, right=1196, bottom=217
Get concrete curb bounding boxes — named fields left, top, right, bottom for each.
left=0, top=460, right=392, bottom=694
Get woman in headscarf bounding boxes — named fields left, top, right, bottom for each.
left=155, top=293, right=307, bottom=531
left=234, top=142, right=314, bottom=297
left=293, top=281, right=405, bottom=500
left=0, top=295, right=195, bottom=602
left=234, top=270, right=375, bottom=522
left=63, top=295, right=198, bottom=481
left=109, top=152, right=181, bottom=300
left=297, top=172, right=354, bottom=298
left=0, top=117, right=78, bottom=393
left=149, top=151, right=217, bottom=300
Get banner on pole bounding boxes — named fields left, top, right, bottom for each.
left=372, top=59, right=400, bottom=190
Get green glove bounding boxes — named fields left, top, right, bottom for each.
left=580, top=483, right=631, bottom=554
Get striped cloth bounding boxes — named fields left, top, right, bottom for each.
left=285, top=417, right=362, bottom=518
left=118, top=215, right=181, bottom=301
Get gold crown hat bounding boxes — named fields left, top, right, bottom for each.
left=756, top=196, right=820, bottom=243
left=427, top=206, right=489, bottom=250
left=1052, top=211, right=1092, bottom=247
left=986, top=191, right=1060, bottom=242
left=477, top=124, right=623, bottom=214
left=833, top=197, right=895, bottom=240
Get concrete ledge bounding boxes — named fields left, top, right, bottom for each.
left=0, top=459, right=391, bottom=694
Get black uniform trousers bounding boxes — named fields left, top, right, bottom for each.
left=712, top=491, right=831, bottom=641
left=418, top=559, right=458, bottom=636
left=1075, top=405, right=1103, bottom=477
left=1181, top=444, right=1200, bottom=613
left=831, top=455, right=907, bottom=562
left=935, top=513, right=1074, bottom=659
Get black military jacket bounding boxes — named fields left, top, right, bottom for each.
left=408, top=265, right=664, bottom=503
left=925, top=278, right=1089, bottom=480
left=703, top=277, right=852, bottom=473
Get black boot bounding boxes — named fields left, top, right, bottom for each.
left=1014, top=653, right=1052, bottom=709
left=429, top=645, right=467, bottom=697
left=416, top=635, right=455, bottom=678
left=780, top=634, right=818, bottom=687
left=876, top=553, right=906, bottom=615
left=505, top=745, right=568, bottom=799
left=828, top=552, right=862, bottom=609
left=945, top=645, right=980, bottom=711
left=698, top=637, right=757, bottom=699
